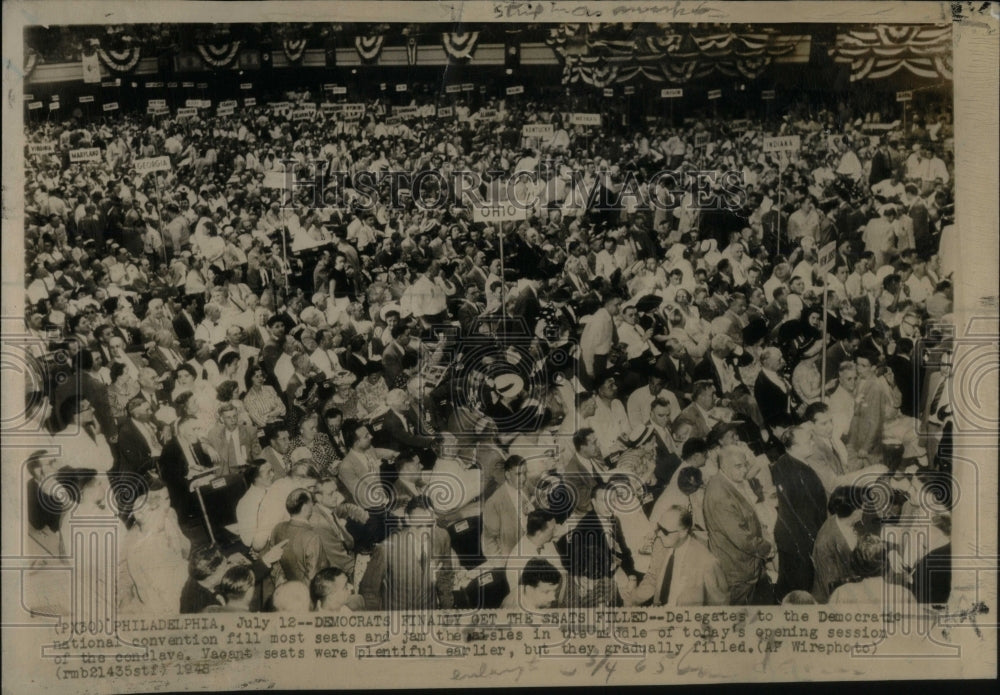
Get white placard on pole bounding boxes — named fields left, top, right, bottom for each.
left=133, top=156, right=172, bottom=174
left=472, top=203, right=527, bottom=223
left=660, top=88, right=683, bottom=98
left=762, top=135, right=802, bottom=153
left=522, top=124, right=554, bottom=138
left=569, top=113, right=601, bottom=127
left=70, top=148, right=102, bottom=163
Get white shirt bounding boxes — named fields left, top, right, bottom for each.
left=591, top=398, right=631, bottom=456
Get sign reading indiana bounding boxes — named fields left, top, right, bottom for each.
left=762, top=135, right=801, bottom=153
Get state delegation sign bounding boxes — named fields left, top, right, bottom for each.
left=762, top=135, right=801, bottom=153
left=69, top=148, right=102, bottom=163
left=133, top=156, right=172, bottom=174
left=522, top=124, right=553, bottom=138
left=472, top=204, right=527, bottom=223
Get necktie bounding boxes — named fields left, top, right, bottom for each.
left=929, top=379, right=946, bottom=418
left=230, top=431, right=241, bottom=467
left=658, top=550, right=675, bottom=605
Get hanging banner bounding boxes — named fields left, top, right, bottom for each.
left=103, top=102, right=119, bottom=111
left=661, top=88, right=683, bottom=98
left=133, top=156, right=172, bottom=174
left=79, top=95, right=95, bottom=104
left=70, top=148, right=102, bottom=163
left=505, top=85, right=524, bottom=95
left=569, top=113, right=601, bottom=126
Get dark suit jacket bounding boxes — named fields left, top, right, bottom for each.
left=115, top=418, right=157, bottom=478
left=754, top=372, right=794, bottom=430
left=771, top=454, right=828, bottom=558
left=172, top=312, right=197, bottom=347
left=693, top=353, right=742, bottom=397
left=158, top=437, right=214, bottom=519
left=563, top=511, right=637, bottom=581
left=851, top=295, right=876, bottom=332
left=654, top=353, right=695, bottom=399
left=381, top=409, right=435, bottom=452
left=564, top=454, right=600, bottom=515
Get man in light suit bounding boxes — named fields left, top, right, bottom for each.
left=481, top=454, right=531, bottom=559
left=627, top=505, right=728, bottom=607
left=672, top=380, right=717, bottom=440
left=309, top=477, right=366, bottom=579
left=206, top=403, right=261, bottom=476
left=703, top=445, right=775, bottom=605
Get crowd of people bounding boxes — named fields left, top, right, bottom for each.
left=21, top=82, right=956, bottom=615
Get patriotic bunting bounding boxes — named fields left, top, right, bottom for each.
left=830, top=25, right=952, bottom=81
left=442, top=31, right=480, bottom=61
left=197, top=41, right=242, bottom=69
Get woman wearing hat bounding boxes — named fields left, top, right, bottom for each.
left=356, top=361, right=388, bottom=417
left=329, top=370, right=362, bottom=420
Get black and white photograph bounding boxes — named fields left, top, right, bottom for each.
left=2, top=1, right=996, bottom=691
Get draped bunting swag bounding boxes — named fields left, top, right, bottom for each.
left=545, top=24, right=805, bottom=88
left=282, top=39, right=308, bottom=63
left=829, top=25, right=953, bottom=81
left=442, top=31, right=480, bottom=61
left=196, top=41, right=242, bottom=69
left=355, top=35, right=385, bottom=64
left=97, top=41, right=142, bottom=74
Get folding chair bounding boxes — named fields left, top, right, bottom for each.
left=189, top=467, right=248, bottom=547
